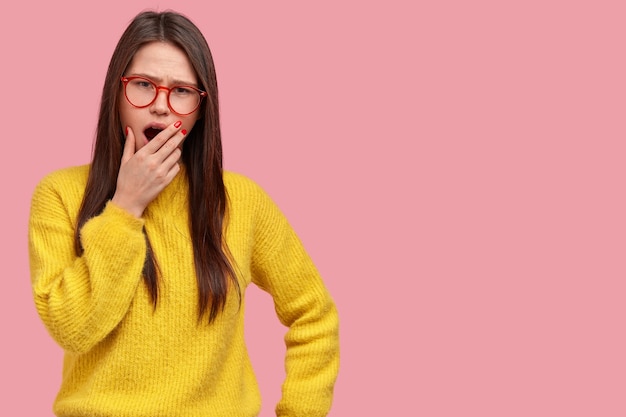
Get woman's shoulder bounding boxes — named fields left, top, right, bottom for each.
left=223, top=171, right=280, bottom=215
left=224, top=171, right=267, bottom=197
left=39, top=164, right=89, bottom=181
left=33, top=164, right=90, bottom=196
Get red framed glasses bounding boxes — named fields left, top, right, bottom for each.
left=121, top=76, right=207, bottom=116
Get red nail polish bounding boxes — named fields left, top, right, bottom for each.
left=174, top=121, right=182, bottom=128
left=181, top=129, right=187, bottom=135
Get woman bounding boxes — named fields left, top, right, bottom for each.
left=28, top=10, right=339, bottom=417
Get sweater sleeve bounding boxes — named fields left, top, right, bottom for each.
left=249, top=185, right=340, bottom=417
left=28, top=174, right=147, bottom=354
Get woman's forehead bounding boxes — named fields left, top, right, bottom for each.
left=126, top=42, right=197, bottom=85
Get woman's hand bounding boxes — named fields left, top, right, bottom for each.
left=111, top=122, right=187, bottom=217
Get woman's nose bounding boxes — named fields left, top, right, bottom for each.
left=150, top=89, right=170, bottom=115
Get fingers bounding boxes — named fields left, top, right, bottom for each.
left=143, top=121, right=186, bottom=156
left=121, top=126, right=136, bottom=163
left=163, top=155, right=182, bottom=183
left=162, top=146, right=182, bottom=171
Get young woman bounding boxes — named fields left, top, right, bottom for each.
left=28, top=10, right=339, bottom=417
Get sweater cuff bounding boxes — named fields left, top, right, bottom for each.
left=102, top=201, right=146, bottom=229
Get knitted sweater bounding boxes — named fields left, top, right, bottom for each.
left=28, top=165, right=339, bottom=417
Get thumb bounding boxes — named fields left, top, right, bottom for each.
left=121, top=126, right=136, bottom=163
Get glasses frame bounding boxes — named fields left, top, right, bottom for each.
left=121, top=76, right=207, bottom=116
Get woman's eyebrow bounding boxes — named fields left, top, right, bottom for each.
left=129, top=72, right=198, bottom=87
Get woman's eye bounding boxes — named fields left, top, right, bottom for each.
left=131, top=79, right=153, bottom=89
left=174, top=87, right=193, bottom=95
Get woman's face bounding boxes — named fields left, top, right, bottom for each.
left=120, top=41, right=201, bottom=151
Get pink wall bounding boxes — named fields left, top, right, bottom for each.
left=2, top=0, right=625, bottom=415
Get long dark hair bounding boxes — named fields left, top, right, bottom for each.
left=74, top=10, right=239, bottom=323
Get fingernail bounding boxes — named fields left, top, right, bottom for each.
left=181, top=129, right=187, bottom=135
left=125, top=126, right=128, bottom=135
left=174, top=121, right=182, bottom=128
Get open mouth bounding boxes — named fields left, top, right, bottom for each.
left=144, top=127, right=163, bottom=141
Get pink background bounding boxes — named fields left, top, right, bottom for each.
left=1, top=0, right=625, bottom=415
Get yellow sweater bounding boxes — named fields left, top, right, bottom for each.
left=28, top=165, right=339, bottom=417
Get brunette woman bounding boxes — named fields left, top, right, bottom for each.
left=28, top=10, right=339, bottom=417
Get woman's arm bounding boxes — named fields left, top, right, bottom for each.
left=249, top=185, right=340, bottom=417
left=28, top=174, right=147, bottom=354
